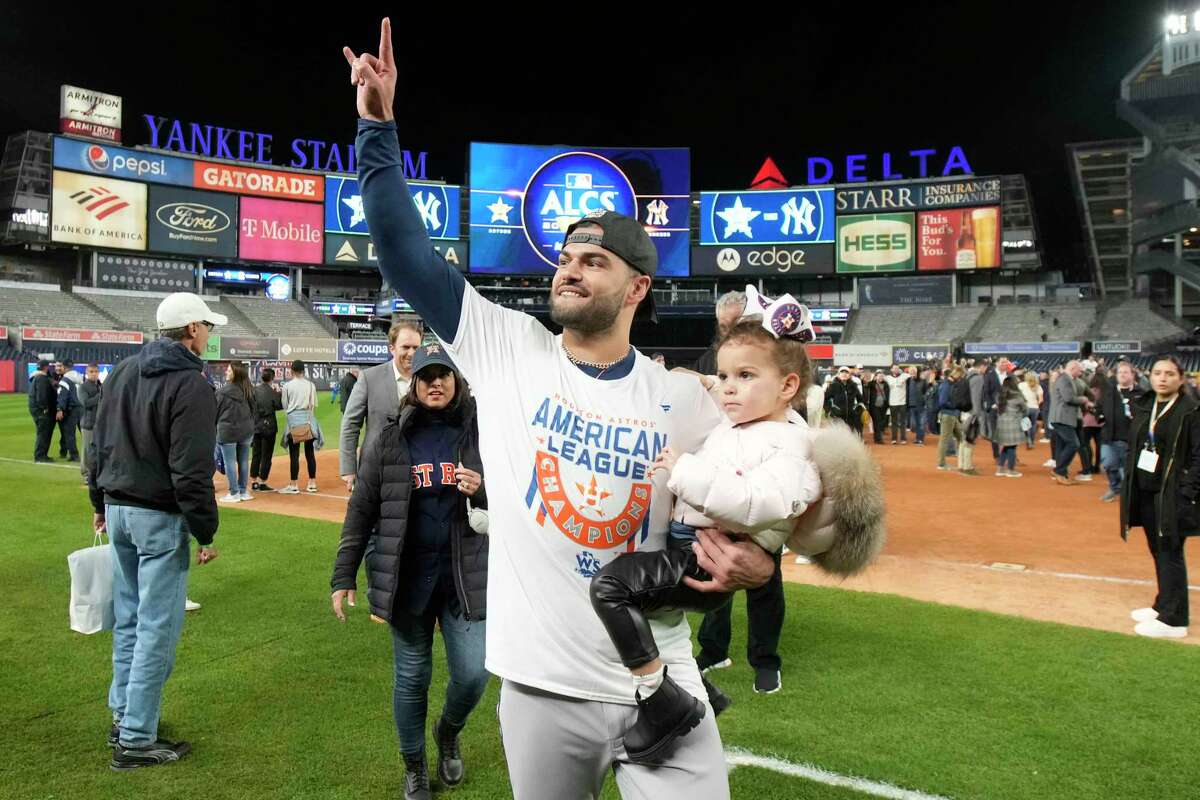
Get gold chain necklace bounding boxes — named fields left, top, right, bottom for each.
left=562, top=342, right=630, bottom=370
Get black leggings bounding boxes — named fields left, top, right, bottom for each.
left=250, top=431, right=275, bottom=480
left=289, top=440, right=316, bottom=481
left=590, top=540, right=730, bottom=670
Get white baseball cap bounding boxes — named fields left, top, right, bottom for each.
left=156, top=293, right=228, bottom=330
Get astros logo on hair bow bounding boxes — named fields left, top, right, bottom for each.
left=739, top=285, right=815, bottom=342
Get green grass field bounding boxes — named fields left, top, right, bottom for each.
left=2, top=391, right=1199, bottom=799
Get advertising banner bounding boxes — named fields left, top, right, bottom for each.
left=314, top=301, right=375, bottom=316
left=60, top=85, right=122, bottom=142
left=698, top=188, right=835, bottom=246
left=22, top=326, right=143, bottom=344
left=1091, top=340, right=1142, bottom=355
left=9, top=207, right=50, bottom=240
left=469, top=142, right=689, bottom=276
left=96, top=253, right=197, bottom=291
left=278, top=337, right=337, bottom=362
left=337, top=339, right=392, bottom=364
left=239, top=197, right=323, bottom=264
left=54, top=137, right=192, bottom=187
left=199, top=335, right=220, bottom=361
left=147, top=186, right=238, bottom=258
left=195, top=161, right=323, bottom=202
left=858, top=274, right=952, bottom=306
left=835, top=176, right=1002, bottom=213
left=325, top=175, right=460, bottom=240
left=964, top=342, right=1081, bottom=355
left=832, top=344, right=893, bottom=366
left=892, top=344, right=951, bottom=365
left=689, top=244, right=834, bottom=276
left=322, top=234, right=468, bottom=273
left=219, top=336, right=279, bottom=361
left=806, top=344, right=835, bottom=360
left=52, top=171, right=147, bottom=251
left=917, top=207, right=1001, bottom=270
left=836, top=213, right=914, bottom=273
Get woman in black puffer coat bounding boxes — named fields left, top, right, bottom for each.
left=330, top=345, right=488, bottom=798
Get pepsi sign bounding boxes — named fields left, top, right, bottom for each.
left=53, top=136, right=193, bottom=187
left=325, top=175, right=460, bottom=240
left=469, top=142, right=690, bottom=276
left=699, top=188, right=835, bottom=246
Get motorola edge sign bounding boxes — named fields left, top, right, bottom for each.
left=689, top=244, right=834, bottom=276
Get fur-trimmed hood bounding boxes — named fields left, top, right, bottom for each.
left=786, top=420, right=886, bottom=576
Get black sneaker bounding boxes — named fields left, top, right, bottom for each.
left=110, top=738, right=191, bottom=771
left=403, top=752, right=432, bottom=800
left=695, top=653, right=732, bottom=673
left=108, top=724, right=119, bottom=748
left=35, top=457, right=56, bottom=463
left=702, top=675, right=732, bottom=717
left=623, top=666, right=706, bottom=763
left=753, top=668, right=781, bottom=695
left=434, top=716, right=465, bottom=786
left=256, top=483, right=276, bottom=493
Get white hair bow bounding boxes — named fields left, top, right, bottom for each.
left=738, top=285, right=815, bottom=342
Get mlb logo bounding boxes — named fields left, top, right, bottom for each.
left=564, top=173, right=593, bottom=190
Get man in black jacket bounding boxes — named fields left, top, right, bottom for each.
left=27, top=359, right=57, bottom=462
left=79, top=363, right=102, bottom=481
left=250, top=367, right=283, bottom=492
left=338, top=367, right=359, bottom=414
left=1100, top=361, right=1144, bottom=503
left=56, top=361, right=82, bottom=461
left=89, top=292, right=226, bottom=771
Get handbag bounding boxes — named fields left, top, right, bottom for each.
left=1020, top=417, right=1033, bottom=433
left=289, top=382, right=316, bottom=442
left=68, top=530, right=114, bottom=634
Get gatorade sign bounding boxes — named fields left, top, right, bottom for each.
left=836, top=213, right=915, bottom=273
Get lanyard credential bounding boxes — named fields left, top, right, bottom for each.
left=1146, top=395, right=1179, bottom=452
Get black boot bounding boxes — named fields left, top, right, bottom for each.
left=623, top=666, right=706, bottom=763
left=434, top=716, right=465, bottom=786
left=402, top=752, right=431, bottom=800
left=702, top=674, right=732, bottom=716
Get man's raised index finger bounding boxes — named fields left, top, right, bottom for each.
left=379, top=17, right=394, bottom=67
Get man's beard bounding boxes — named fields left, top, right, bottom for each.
left=549, top=286, right=626, bottom=335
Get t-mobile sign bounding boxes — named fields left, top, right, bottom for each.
left=239, top=197, right=323, bottom=264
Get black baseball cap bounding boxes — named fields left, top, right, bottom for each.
left=562, top=211, right=658, bottom=323
left=37, top=359, right=50, bottom=370
left=411, top=341, right=459, bottom=376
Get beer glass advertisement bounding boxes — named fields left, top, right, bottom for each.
left=917, top=206, right=1001, bottom=270
left=468, top=142, right=690, bottom=276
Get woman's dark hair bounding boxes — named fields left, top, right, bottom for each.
left=229, top=361, right=253, bottom=405
left=403, top=364, right=472, bottom=415
left=998, top=375, right=1021, bottom=414
left=1151, top=355, right=1185, bottom=379
left=717, top=317, right=812, bottom=397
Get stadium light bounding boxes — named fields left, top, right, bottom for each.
left=1167, top=13, right=1189, bottom=36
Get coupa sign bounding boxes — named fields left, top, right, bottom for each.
left=336, top=339, right=391, bottom=364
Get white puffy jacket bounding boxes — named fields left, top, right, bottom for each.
left=668, top=410, right=822, bottom=553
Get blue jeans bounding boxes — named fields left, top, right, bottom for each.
left=107, top=505, right=191, bottom=747
left=391, top=600, right=489, bottom=756
left=1026, top=409, right=1040, bottom=447
left=218, top=439, right=252, bottom=494
left=1052, top=424, right=1080, bottom=478
left=999, top=445, right=1017, bottom=470
left=908, top=408, right=926, bottom=443
left=1101, top=441, right=1128, bottom=493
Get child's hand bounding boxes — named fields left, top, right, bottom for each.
left=653, top=447, right=679, bottom=475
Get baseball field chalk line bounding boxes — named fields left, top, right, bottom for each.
left=725, top=748, right=952, bottom=800
left=0, top=456, right=78, bottom=470
left=902, top=555, right=1200, bottom=593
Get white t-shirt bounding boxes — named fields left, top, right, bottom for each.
left=443, top=284, right=723, bottom=705
left=884, top=373, right=909, bottom=406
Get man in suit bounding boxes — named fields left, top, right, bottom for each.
left=339, top=321, right=422, bottom=491
left=1049, top=360, right=1092, bottom=486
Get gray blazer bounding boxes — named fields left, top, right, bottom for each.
left=1048, top=373, right=1087, bottom=428
left=338, top=361, right=407, bottom=476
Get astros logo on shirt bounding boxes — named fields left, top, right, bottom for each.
left=523, top=394, right=666, bottom=554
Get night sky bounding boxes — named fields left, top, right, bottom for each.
left=1, top=3, right=1166, bottom=279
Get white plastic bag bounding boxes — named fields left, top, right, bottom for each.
left=68, top=531, right=114, bottom=634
